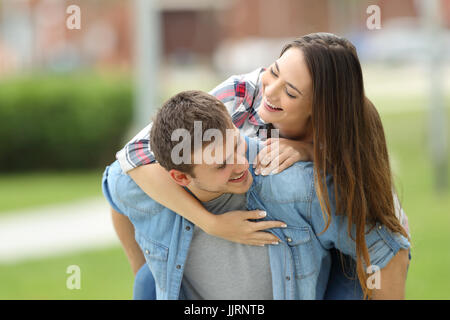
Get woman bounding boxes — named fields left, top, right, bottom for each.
left=113, top=33, right=410, bottom=298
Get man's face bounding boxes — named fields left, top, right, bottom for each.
left=188, top=127, right=253, bottom=197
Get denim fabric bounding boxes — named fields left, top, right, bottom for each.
left=101, top=136, right=410, bottom=300
left=245, top=154, right=410, bottom=298
left=133, top=264, right=156, bottom=300
left=323, top=249, right=363, bottom=300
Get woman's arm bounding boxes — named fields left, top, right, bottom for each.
left=372, top=248, right=410, bottom=299
left=128, top=163, right=285, bottom=246
left=118, top=70, right=286, bottom=245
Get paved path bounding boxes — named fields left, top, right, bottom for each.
left=0, top=198, right=120, bottom=264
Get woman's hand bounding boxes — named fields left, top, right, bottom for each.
left=203, top=210, right=287, bottom=246
left=253, top=138, right=313, bottom=175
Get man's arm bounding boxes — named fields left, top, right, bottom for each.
left=371, top=248, right=410, bottom=299
left=110, top=208, right=146, bottom=275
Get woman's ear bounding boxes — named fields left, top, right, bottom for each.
left=168, top=169, right=191, bottom=187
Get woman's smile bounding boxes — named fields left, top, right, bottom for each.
left=263, top=97, right=284, bottom=112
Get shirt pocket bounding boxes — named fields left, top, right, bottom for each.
left=137, top=234, right=169, bottom=292
left=283, top=226, right=317, bottom=280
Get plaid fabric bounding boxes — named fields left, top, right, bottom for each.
left=116, top=68, right=267, bottom=173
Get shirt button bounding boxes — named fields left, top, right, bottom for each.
left=185, top=226, right=191, bottom=231
left=176, top=265, right=182, bottom=269
left=145, top=250, right=149, bottom=255
left=286, top=276, right=291, bottom=281
left=286, top=237, right=292, bottom=243
left=378, top=225, right=382, bottom=230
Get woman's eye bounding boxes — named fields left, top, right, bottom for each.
left=286, top=90, right=296, bottom=98
left=270, top=68, right=278, bottom=77
left=270, top=66, right=296, bottom=98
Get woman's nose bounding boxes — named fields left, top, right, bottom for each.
left=264, top=79, right=282, bottom=97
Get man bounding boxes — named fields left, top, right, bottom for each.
left=102, top=90, right=410, bottom=300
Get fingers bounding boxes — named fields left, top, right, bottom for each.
left=246, top=240, right=277, bottom=247
left=252, top=220, right=287, bottom=232
left=244, top=211, right=287, bottom=245
left=266, top=155, right=298, bottom=175
left=245, top=211, right=287, bottom=229
left=264, top=138, right=280, bottom=145
left=257, top=148, right=298, bottom=175
left=246, top=210, right=268, bottom=220
left=259, top=152, right=290, bottom=175
left=248, top=231, right=282, bottom=246
left=260, top=144, right=281, bottom=167
left=254, top=144, right=280, bottom=173
left=256, top=139, right=313, bottom=174
left=253, top=147, right=266, bottom=169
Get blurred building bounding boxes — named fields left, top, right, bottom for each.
left=0, top=0, right=132, bottom=75
left=0, top=0, right=449, bottom=77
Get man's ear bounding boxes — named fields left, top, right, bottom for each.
left=168, top=169, right=192, bottom=187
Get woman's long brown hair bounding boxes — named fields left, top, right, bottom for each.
left=280, top=33, right=409, bottom=298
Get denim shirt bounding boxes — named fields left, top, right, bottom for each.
left=102, top=137, right=410, bottom=300
left=246, top=136, right=410, bottom=299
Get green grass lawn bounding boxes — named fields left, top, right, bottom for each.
left=0, top=246, right=133, bottom=299
left=0, top=102, right=449, bottom=299
left=0, top=170, right=103, bottom=215
left=380, top=107, right=450, bottom=300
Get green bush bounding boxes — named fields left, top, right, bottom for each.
left=0, top=72, right=133, bottom=171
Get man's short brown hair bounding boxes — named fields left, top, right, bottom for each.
left=150, top=90, right=232, bottom=176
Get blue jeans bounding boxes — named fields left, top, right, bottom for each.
left=133, top=264, right=156, bottom=300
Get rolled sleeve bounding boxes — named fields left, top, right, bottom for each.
left=366, top=224, right=411, bottom=270
left=332, top=220, right=411, bottom=271
left=311, top=183, right=411, bottom=271
left=116, top=123, right=156, bottom=173
left=316, top=210, right=411, bottom=271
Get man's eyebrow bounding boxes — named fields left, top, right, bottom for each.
left=274, top=61, right=303, bottom=96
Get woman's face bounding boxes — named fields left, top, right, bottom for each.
left=257, top=47, right=313, bottom=140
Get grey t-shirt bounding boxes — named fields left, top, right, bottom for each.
left=180, top=193, right=273, bottom=300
